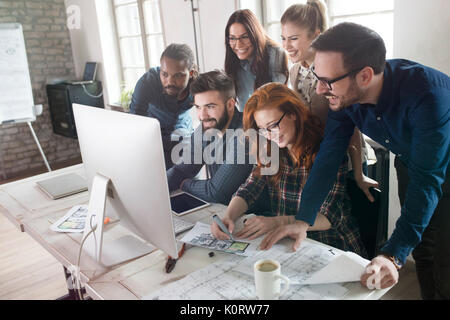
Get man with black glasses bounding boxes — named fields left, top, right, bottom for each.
left=259, top=22, right=450, bottom=299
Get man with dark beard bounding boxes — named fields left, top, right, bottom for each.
left=130, top=43, right=197, bottom=169
left=166, top=70, right=253, bottom=205
left=259, top=22, right=450, bottom=299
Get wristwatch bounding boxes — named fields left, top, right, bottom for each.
left=381, top=254, right=403, bottom=270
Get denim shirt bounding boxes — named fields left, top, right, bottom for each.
left=235, top=45, right=287, bottom=111
left=129, top=67, right=194, bottom=145
left=296, top=59, right=450, bottom=264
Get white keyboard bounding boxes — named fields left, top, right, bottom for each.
left=172, top=216, right=195, bottom=235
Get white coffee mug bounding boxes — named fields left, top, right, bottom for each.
left=254, top=259, right=290, bottom=300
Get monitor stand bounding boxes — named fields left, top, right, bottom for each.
left=81, top=173, right=154, bottom=267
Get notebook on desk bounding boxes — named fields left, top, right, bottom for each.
left=36, top=173, right=88, bottom=199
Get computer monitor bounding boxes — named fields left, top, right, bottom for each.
left=82, top=62, right=97, bottom=81
left=72, top=103, right=178, bottom=267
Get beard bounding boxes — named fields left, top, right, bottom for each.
left=201, top=109, right=230, bottom=131
left=163, top=85, right=184, bottom=97
left=323, top=82, right=365, bottom=112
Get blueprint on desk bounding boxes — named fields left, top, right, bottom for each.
left=143, top=240, right=365, bottom=300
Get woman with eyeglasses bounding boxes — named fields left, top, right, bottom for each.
left=211, top=83, right=367, bottom=257
left=224, top=9, right=289, bottom=111
left=281, top=0, right=378, bottom=201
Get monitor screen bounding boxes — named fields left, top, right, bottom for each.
left=83, top=62, right=97, bottom=81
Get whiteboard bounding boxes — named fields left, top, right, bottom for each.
left=0, top=23, right=36, bottom=124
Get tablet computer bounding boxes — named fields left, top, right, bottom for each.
left=170, top=192, right=210, bottom=216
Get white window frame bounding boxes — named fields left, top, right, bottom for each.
left=325, top=0, right=394, bottom=58
left=325, top=0, right=394, bottom=26
left=238, top=0, right=264, bottom=24
left=111, top=0, right=166, bottom=88
left=243, top=0, right=394, bottom=58
left=239, top=0, right=308, bottom=41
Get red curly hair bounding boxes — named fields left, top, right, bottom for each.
left=243, top=83, right=324, bottom=180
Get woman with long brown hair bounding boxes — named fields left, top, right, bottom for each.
left=211, top=83, right=367, bottom=256
left=281, top=0, right=378, bottom=202
left=224, top=9, right=288, bottom=111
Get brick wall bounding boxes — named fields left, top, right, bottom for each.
left=0, top=0, right=82, bottom=181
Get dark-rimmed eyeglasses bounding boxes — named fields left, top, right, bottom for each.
left=258, top=112, right=287, bottom=137
left=311, top=66, right=363, bottom=90
left=228, top=35, right=251, bottom=45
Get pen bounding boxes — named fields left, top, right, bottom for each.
left=212, top=214, right=234, bottom=241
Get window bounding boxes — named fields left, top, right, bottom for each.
left=113, top=0, right=165, bottom=89
left=239, top=0, right=302, bottom=41
left=241, top=0, right=394, bottom=59
left=327, top=0, right=394, bottom=58
left=262, top=0, right=304, bottom=43
left=239, top=0, right=264, bottom=22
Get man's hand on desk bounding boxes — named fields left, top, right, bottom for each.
left=259, top=220, right=309, bottom=251
left=361, top=255, right=399, bottom=289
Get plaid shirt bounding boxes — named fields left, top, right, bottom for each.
left=235, top=152, right=367, bottom=257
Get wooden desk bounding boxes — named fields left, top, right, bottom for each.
left=86, top=211, right=229, bottom=300
left=0, top=164, right=87, bottom=232
left=85, top=236, right=389, bottom=300
left=0, top=164, right=236, bottom=297
left=1, top=165, right=391, bottom=300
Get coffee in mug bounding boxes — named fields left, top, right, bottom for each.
left=256, top=261, right=278, bottom=272
left=254, top=259, right=290, bottom=300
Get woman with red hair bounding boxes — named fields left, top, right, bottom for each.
left=211, top=83, right=366, bottom=256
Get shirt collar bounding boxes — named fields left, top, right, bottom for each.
left=373, top=61, right=394, bottom=113
left=221, top=109, right=243, bottom=144
left=302, top=61, right=313, bottom=69
left=352, top=61, right=393, bottom=112
left=239, top=56, right=254, bottom=71
left=227, top=108, right=243, bottom=130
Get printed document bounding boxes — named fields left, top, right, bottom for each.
left=179, top=222, right=260, bottom=256
left=50, top=205, right=88, bottom=233
left=144, top=239, right=367, bottom=300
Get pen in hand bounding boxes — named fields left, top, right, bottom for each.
left=212, top=214, right=234, bottom=241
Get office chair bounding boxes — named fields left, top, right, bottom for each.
left=347, top=178, right=384, bottom=259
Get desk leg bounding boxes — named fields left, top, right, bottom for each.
left=56, top=266, right=89, bottom=300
